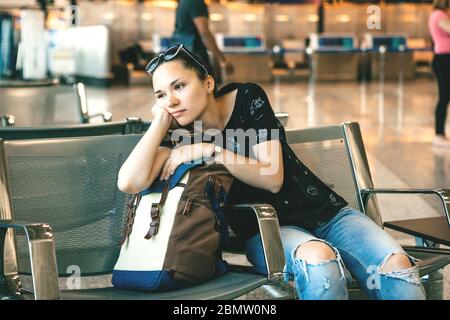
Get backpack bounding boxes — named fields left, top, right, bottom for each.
left=111, top=163, right=233, bottom=291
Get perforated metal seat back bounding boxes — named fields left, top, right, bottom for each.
left=0, top=85, right=82, bottom=126
left=0, top=121, right=140, bottom=140
left=285, top=125, right=362, bottom=213
left=3, top=134, right=142, bottom=275
left=285, top=123, right=383, bottom=227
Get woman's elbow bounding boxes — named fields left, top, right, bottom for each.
left=270, top=184, right=282, bottom=194
left=269, top=176, right=284, bottom=194
left=117, top=175, right=143, bottom=194
left=117, top=177, right=133, bottom=194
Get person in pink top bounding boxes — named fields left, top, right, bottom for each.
left=429, top=0, right=450, bottom=147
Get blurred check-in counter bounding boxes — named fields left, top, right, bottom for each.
left=309, top=33, right=359, bottom=81
left=215, top=34, right=271, bottom=82
left=48, top=25, right=113, bottom=86
left=363, top=34, right=414, bottom=80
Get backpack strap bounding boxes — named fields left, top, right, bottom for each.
left=139, top=162, right=200, bottom=195
left=120, top=193, right=142, bottom=245
left=235, top=82, right=252, bottom=130
left=145, top=179, right=170, bottom=239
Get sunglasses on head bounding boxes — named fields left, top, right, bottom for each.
left=145, top=44, right=209, bottom=77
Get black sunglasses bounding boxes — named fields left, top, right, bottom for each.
left=145, top=44, right=209, bottom=77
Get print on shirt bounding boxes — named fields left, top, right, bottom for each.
left=307, top=186, right=318, bottom=196
left=257, top=129, right=268, bottom=142
left=250, top=97, right=265, bottom=116
left=227, top=136, right=241, bottom=153
left=329, top=193, right=338, bottom=206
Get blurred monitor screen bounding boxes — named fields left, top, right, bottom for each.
left=372, top=36, right=406, bottom=50
left=223, top=37, right=263, bottom=49
left=216, top=35, right=266, bottom=52
left=318, top=37, right=354, bottom=50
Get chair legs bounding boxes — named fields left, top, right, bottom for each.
left=422, top=269, right=444, bottom=300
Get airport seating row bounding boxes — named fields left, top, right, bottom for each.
left=0, top=120, right=448, bottom=300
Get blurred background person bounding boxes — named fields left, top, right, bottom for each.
left=429, top=0, right=450, bottom=147
left=172, top=0, right=233, bottom=84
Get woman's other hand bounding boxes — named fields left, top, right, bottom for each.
left=159, top=143, right=214, bottom=180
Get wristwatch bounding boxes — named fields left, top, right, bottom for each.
left=211, top=145, right=222, bottom=159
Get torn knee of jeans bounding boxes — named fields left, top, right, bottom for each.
left=376, top=253, right=421, bottom=284
left=292, top=241, right=350, bottom=282
left=292, top=239, right=337, bottom=263
left=378, top=253, right=415, bottom=272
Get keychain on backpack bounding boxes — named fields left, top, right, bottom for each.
left=204, top=175, right=230, bottom=250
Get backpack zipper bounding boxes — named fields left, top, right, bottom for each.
left=180, top=196, right=219, bottom=227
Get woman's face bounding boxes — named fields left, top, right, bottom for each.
left=152, top=60, right=210, bottom=127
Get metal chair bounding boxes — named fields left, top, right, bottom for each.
left=1, top=121, right=448, bottom=300
left=0, top=80, right=110, bottom=126
left=285, top=122, right=450, bottom=299
left=73, top=82, right=112, bottom=124
left=0, top=117, right=146, bottom=140
left=0, top=134, right=286, bottom=300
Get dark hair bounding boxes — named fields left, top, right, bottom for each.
left=150, top=46, right=218, bottom=96
left=152, top=47, right=218, bottom=94
left=433, top=0, right=450, bottom=10
left=156, top=49, right=213, bottom=78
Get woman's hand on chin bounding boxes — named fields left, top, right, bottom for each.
left=151, top=103, right=174, bottom=132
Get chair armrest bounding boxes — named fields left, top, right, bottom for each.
left=74, top=82, right=112, bottom=123
left=0, top=220, right=60, bottom=300
left=223, top=204, right=285, bottom=282
left=361, top=188, right=450, bottom=227
left=402, top=246, right=450, bottom=276
left=89, top=111, right=113, bottom=123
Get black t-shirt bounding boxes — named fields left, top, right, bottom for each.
left=208, top=83, right=281, bottom=204
left=214, top=83, right=348, bottom=234
left=174, top=0, right=209, bottom=63
left=169, top=82, right=348, bottom=234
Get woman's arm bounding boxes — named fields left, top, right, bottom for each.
left=193, top=16, right=233, bottom=74
left=159, top=142, right=214, bottom=180
left=216, top=83, right=285, bottom=193
left=117, top=110, right=173, bottom=194
left=215, top=139, right=284, bottom=194
left=156, top=138, right=284, bottom=193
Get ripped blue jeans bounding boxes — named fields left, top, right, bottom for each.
left=245, top=207, right=426, bottom=300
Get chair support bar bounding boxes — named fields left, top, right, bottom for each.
left=0, top=220, right=60, bottom=300
left=361, top=188, right=450, bottom=228
left=227, top=204, right=286, bottom=282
